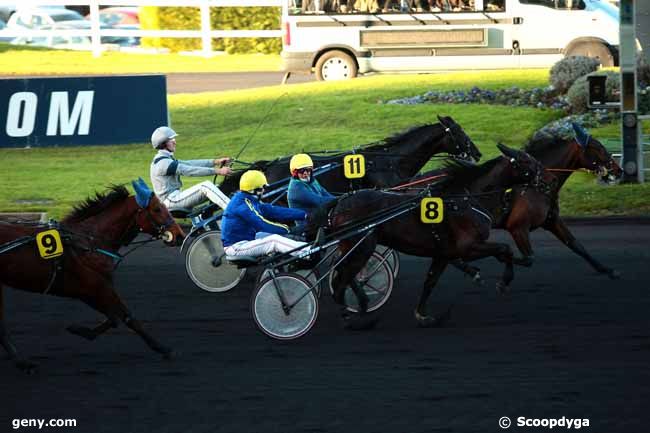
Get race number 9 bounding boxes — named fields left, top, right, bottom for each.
left=420, top=198, right=444, bottom=223
left=343, top=154, right=365, bottom=179
left=36, top=229, right=64, bottom=259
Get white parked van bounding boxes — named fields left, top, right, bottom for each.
left=281, top=0, right=621, bottom=80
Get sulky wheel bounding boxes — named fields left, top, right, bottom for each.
left=252, top=273, right=318, bottom=340
left=375, top=245, right=400, bottom=279
left=185, top=230, right=246, bottom=293
left=329, top=250, right=394, bottom=313
left=259, top=266, right=322, bottom=298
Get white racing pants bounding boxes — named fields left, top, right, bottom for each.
left=224, top=234, right=309, bottom=258
left=163, top=181, right=230, bottom=211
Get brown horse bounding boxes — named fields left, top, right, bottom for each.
left=0, top=179, right=185, bottom=372
left=506, top=124, right=623, bottom=276
left=435, top=124, right=623, bottom=279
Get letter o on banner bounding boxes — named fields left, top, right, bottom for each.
left=6, top=92, right=37, bottom=137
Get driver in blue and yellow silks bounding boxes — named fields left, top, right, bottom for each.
left=287, top=154, right=336, bottom=219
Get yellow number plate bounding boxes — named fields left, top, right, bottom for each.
left=420, top=198, right=444, bottom=223
left=343, top=154, right=366, bottom=179
left=36, top=229, right=64, bottom=259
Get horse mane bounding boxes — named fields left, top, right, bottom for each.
left=441, top=157, right=502, bottom=188
left=524, top=134, right=573, bottom=156
left=63, top=184, right=130, bottom=223
left=363, top=124, right=439, bottom=152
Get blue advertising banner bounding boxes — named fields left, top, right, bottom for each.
left=0, top=75, right=167, bottom=148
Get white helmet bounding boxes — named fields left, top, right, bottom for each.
left=151, top=126, right=178, bottom=149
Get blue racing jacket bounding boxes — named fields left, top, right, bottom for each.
left=287, top=178, right=336, bottom=214
left=221, top=191, right=307, bottom=247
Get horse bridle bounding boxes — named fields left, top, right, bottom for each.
left=135, top=205, right=177, bottom=243
left=510, top=155, right=557, bottom=195
left=444, top=123, right=477, bottom=162
left=586, top=146, right=618, bottom=178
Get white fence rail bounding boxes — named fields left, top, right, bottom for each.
left=0, top=0, right=284, bottom=57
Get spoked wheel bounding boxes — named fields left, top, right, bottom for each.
left=258, top=267, right=322, bottom=298
left=252, top=273, right=319, bottom=340
left=185, top=230, right=246, bottom=292
left=328, top=250, right=394, bottom=313
left=375, top=245, right=400, bottom=279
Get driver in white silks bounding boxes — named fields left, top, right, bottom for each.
left=149, top=126, right=233, bottom=212
left=221, top=170, right=312, bottom=258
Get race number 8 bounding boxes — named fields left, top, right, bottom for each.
left=343, top=154, right=365, bottom=179
left=420, top=198, right=444, bottom=223
left=36, top=229, right=64, bottom=259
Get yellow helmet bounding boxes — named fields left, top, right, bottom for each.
left=240, top=170, right=268, bottom=192
left=290, top=153, right=313, bottom=173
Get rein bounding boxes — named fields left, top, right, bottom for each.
left=546, top=168, right=587, bottom=173
left=388, top=173, right=448, bottom=191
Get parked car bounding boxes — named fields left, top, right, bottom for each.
left=86, top=6, right=139, bottom=26
left=7, top=7, right=84, bottom=30
left=10, top=20, right=139, bottom=50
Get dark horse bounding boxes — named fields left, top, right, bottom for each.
left=427, top=123, right=623, bottom=279
left=507, top=124, right=622, bottom=276
left=327, top=144, right=548, bottom=327
left=220, top=115, right=482, bottom=198
left=0, top=179, right=185, bottom=372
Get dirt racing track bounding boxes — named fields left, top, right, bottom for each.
left=1, top=221, right=649, bottom=433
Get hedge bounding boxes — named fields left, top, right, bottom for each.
left=139, top=6, right=282, bottom=54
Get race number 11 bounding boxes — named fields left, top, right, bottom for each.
left=36, top=229, right=64, bottom=259
left=343, top=154, right=365, bottom=179
left=420, top=198, right=444, bottom=223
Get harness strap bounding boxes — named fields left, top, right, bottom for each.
left=153, top=156, right=173, bottom=164
left=0, top=236, right=35, bottom=255
left=43, top=257, right=65, bottom=295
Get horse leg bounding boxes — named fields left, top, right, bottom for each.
left=450, top=259, right=483, bottom=285
left=0, top=286, right=37, bottom=374
left=331, top=236, right=376, bottom=313
left=414, top=259, right=451, bottom=328
left=81, top=285, right=173, bottom=358
left=67, top=318, right=117, bottom=341
left=463, top=242, right=514, bottom=295
left=545, top=217, right=620, bottom=279
left=505, top=212, right=535, bottom=267
left=331, top=237, right=381, bottom=331
left=508, top=226, right=535, bottom=267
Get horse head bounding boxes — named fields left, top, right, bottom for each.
left=132, top=178, right=185, bottom=246
left=437, top=115, right=483, bottom=163
left=571, top=123, right=622, bottom=184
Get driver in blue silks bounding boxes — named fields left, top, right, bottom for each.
left=221, top=170, right=310, bottom=258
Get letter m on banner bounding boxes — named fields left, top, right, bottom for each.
left=46, top=91, right=95, bottom=136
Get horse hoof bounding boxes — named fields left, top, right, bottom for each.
left=342, top=313, right=379, bottom=331
left=496, top=281, right=510, bottom=296
left=472, top=273, right=484, bottom=287
left=416, top=307, right=452, bottom=328
left=16, top=359, right=38, bottom=375
left=416, top=316, right=440, bottom=328
left=66, top=325, right=96, bottom=341
left=607, top=269, right=621, bottom=280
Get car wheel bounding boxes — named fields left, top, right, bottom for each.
left=315, top=50, right=358, bottom=81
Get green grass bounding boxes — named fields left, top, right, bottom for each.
left=0, top=43, right=281, bottom=75
left=2, top=69, right=648, bottom=219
